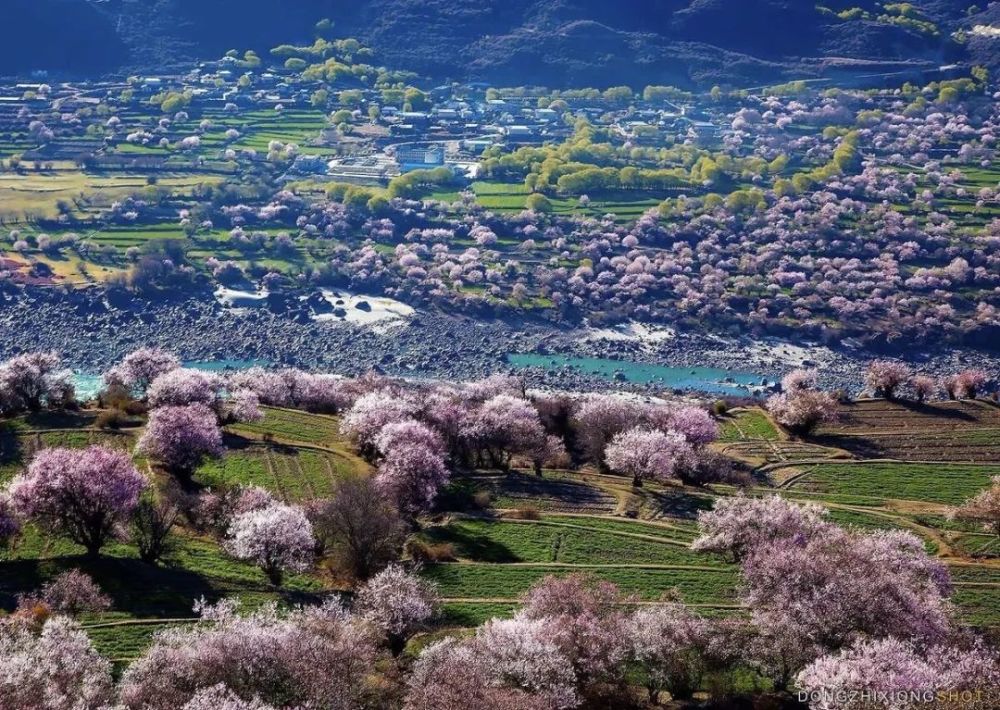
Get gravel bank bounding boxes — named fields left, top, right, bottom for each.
left=2, top=287, right=999, bottom=397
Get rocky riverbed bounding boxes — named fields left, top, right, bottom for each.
left=2, top=287, right=999, bottom=397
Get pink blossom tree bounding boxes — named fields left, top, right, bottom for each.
left=955, top=369, right=989, bottom=399
left=224, top=502, right=315, bottom=586
left=456, top=616, right=581, bottom=708
left=660, top=406, right=719, bottom=446
left=942, top=373, right=961, bottom=400
left=520, top=573, right=631, bottom=692
left=742, top=527, right=954, bottom=668
left=376, top=443, right=450, bottom=519
left=136, top=403, right=223, bottom=479
left=461, top=394, right=547, bottom=469
left=355, top=564, right=439, bottom=655
left=952, top=475, right=1000, bottom=541
left=604, top=427, right=691, bottom=486
left=0, top=352, right=72, bottom=413
left=766, top=370, right=838, bottom=435
left=119, top=599, right=378, bottom=710
left=374, top=418, right=445, bottom=458
left=227, top=389, right=263, bottom=423
left=0, top=615, right=114, bottom=709
left=405, top=637, right=557, bottom=710
left=864, top=360, right=911, bottom=399
left=910, top=374, right=937, bottom=402
left=8, top=446, right=146, bottom=558
left=105, top=348, right=181, bottom=397
left=692, top=494, right=832, bottom=562
left=146, top=369, right=224, bottom=410
left=181, top=684, right=277, bottom=710
left=340, top=389, right=419, bottom=459
left=796, top=637, right=1000, bottom=709
left=17, top=569, right=111, bottom=616
left=574, top=395, right=645, bottom=467
left=626, top=604, right=711, bottom=702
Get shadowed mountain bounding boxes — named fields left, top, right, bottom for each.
left=0, top=0, right=980, bottom=88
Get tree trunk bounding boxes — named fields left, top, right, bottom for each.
left=265, top=564, right=283, bottom=587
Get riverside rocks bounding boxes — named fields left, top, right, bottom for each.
left=2, top=287, right=1000, bottom=396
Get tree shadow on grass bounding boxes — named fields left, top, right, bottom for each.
left=894, top=399, right=979, bottom=421
left=420, top=525, right=520, bottom=563
left=0, top=555, right=220, bottom=617
left=644, top=488, right=714, bottom=521
left=0, top=429, right=25, bottom=479
left=0, top=554, right=328, bottom=618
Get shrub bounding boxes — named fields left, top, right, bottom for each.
left=95, top=409, right=128, bottom=430
left=507, top=506, right=541, bottom=521
left=405, top=539, right=456, bottom=562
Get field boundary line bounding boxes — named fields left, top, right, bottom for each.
left=424, top=561, right=731, bottom=571
left=445, top=514, right=696, bottom=548
left=441, top=597, right=743, bottom=609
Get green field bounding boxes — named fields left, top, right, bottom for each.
left=422, top=562, right=739, bottom=605
left=418, top=517, right=726, bottom=567
left=719, top=409, right=780, bottom=442
left=787, top=461, right=1000, bottom=505
left=194, top=442, right=358, bottom=501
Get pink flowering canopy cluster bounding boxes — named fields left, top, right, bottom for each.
left=604, top=427, right=691, bottom=486
left=227, top=367, right=350, bottom=413
left=340, top=388, right=421, bottom=457
left=693, top=494, right=969, bottom=690
left=459, top=393, right=547, bottom=469
left=0, top=352, right=73, bottom=414
left=376, top=441, right=450, bottom=518
left=146, top=368, right=225, bottom=410
left=136, top=403, right=224, bottom=475
left=574, top=394, right=719, bottom=471
left=692, top=494, right=831, bottom=562
left=355, top=564, right=439, bottom=654
left=104, top=348, right=181, bottom=397
left=7, top=445, right=147, bottom=557
left=766, top=369, right=839, bottom=434
left=0, top=615, right=114, bottom=709
left=224, top=502, right=315, bottom=586
left=796, top=637, right=1000, bottom=709
left=952, top=475, right=1000, bottom=539
left=626, top=604, right=711, bottom=702
left=407, top=572, right=719, bottom=708
left=227, top=388, right=264, bottom=424
left=118, top=598, right=378, bottom=710
left=864, top=359, right=911, bottom=399
left=18, top=569, right=111, bottom=617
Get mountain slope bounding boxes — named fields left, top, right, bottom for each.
left=0, top=0, right=977, bottom=87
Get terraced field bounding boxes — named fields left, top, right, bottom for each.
left=3, top=398, right=1000, bottom=665
left=812, top=399, right=1000, bottom=461
left=464, top=471, right=619, bottom=514
left=195, top=442, right=360, bottom=502
left=0, top=406, right=353, bottom=664
left=782, top=461, right=1000, bottom=506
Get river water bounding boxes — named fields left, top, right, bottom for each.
left=70, top=359, right=268, bottom=400
left=506, top=353, right=768, bottom=395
